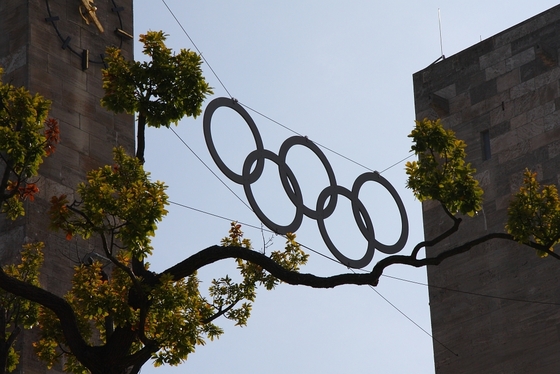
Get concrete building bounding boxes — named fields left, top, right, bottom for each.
left=0, top=0, right=134, bottom=372
left=413, top=5, right=560, bottom=373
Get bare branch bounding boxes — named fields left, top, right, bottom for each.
left=411, top=206, right=462, bottom=259
left=162, top=245, right=380, bottom=287
left=202, top=300, right=240, bottom=325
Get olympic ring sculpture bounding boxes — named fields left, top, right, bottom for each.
left=203, top=97, right=409, bottom=268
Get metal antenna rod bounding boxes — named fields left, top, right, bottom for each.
left=438, top=8, right=444, bottom=58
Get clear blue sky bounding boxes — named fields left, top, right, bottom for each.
left=133, top=2, right=559, bottom=373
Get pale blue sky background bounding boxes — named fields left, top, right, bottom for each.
left=132, top=2, right=560, bottom=373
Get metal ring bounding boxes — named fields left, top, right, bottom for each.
left=242, top=149, right=304, bottom=234
left=203, top=97, right=265, bottom=184
left=278, top=136, right=338, bottom=220
left=352, top=172, right=409, bottom=254
left=316, top=185, right=376, bottom=269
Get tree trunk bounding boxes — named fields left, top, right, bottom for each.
left=0, top=342, right=7, bottom=374
left=135, top=114, right=146, bottom=164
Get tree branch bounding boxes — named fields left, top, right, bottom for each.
left=0, top=267, right=91, bottom=367
left=125, top=343, right=159, bottom=374
left=5, top=326, right=20, bottom=353
left=162, top=231, right=554, bottom=290
left=135, top=113, right=146, bottom=164
left=163, top=245, right=379, bottom=288
left=202, top=300, right=239, bottom=325
left=411, top=204, right=462, bottom=259
left=370, top=233, right=513, bottom=281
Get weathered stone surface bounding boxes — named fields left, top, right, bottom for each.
left=0, top=0, right=134, bottom=372
left=414, top=5, right=560, bottom=373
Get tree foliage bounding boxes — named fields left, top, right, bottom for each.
left=49, top=147, right=168, bottom=259
left=406, top=119, right=559, bottom=260
left=39, top=153, right=308, bottom=372
left=406, top=118, right=483, bottom=217
left=101, top=30, right=213, bottom=163
left=0, top=68, right=59, bottom=220
left=0, top=243, right=43, bottom=373
left=0, top=68, right=58, bottom=373
left=506, top=170, right=560, bottom=257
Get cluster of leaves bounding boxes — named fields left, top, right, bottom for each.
left=0, top=68, right=59, bottom=219
left=33, top=252, right=134, bottom=372
left=33, top=253, right=221, bottom=372
left=506, top=170, right=560, bottom=257
left=406, top=118, right=483, bottom=216
left=0, top=242, right=44, bottom=373
left=101, top=30, right=213, bottom=163
left=49, top=147, right=168, bottom=260
left=101, top=30, right=213, bottom=128
left=210, top=224, right=308, bottom=327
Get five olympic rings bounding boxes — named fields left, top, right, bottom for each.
left=203, top=97, right=409, bottom=268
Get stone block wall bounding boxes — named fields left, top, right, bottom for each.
left=0, top=0, right=134, bottom=372
left=413, top=5, right=560, bottom=373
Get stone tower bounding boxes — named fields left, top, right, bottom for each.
left=0, top=0, right=134, bottom=372
left=413, top=5, right=560, bottom=373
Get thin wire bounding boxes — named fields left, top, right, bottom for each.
left=382, top=274, right=560, bottom=306
left=160, top=1, right=412, bottom=176
left=438, top=9, right=445, bottom=58
left=372, top=287, right=458, bottom=356
left=160, top=0, right=233, bottom=98
left=170, top=201, right=260, bottom=231
left=379, top=153, right=415, bottom=174
left=168, top=127, right=252, bottom=212
left=238, top=101, right=304, bottom=137
left=168, top=200, right=343, bottom=264
left=242, top=99, right=414, bottom=174
left=239, top=102, right=377, bottom=172
left=350, top=269, right=458, bottom=356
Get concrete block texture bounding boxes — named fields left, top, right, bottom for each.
left=413, top=4, right=560, bottom=373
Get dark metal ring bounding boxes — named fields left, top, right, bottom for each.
left=352, top=172, right=409, bottom=254
left=278, top=136, right=338, bottom=220
left=203, top=97, right=265, bottom=184
left=316, top=185, right=376, bottom=269
left=242, top=149, right=304, bottom=234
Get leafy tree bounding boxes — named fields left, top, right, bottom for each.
left=0, top=68, right=59, bottom=219
left=506, top=169, right=560, bottom=257
left=406, top=118, right=483, bottom=217
left=2, top=32, right=306, bottom=374
left=101, top=31, right=213, bottom=163
left=0, top=68, right=59, bottom=373
left=0, top=243, right=44, bottom=374
left=403, top=119, right=560, bottom=263
left=1, top=33, right=560, bottom=374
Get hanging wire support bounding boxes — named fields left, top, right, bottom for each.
left=160, top=0, right=233, bottom=98
left=169, top=127, right=252, bottom=212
